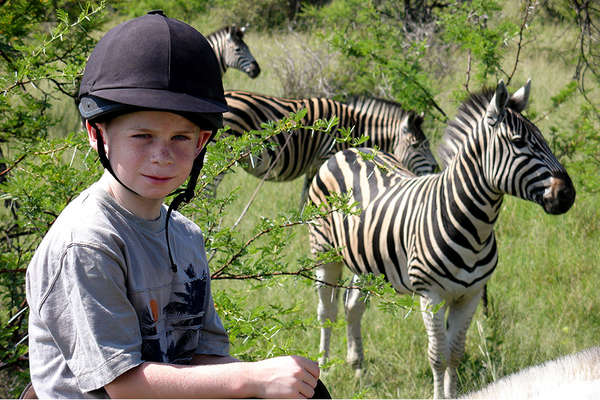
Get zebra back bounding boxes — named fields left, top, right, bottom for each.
left=224, top=90, right=349, bottom=181
left=223, top=90, right=438, bottom=182
left=206, top=25, right=260, bottom=78
left=346, top=96, right=436, bottom=175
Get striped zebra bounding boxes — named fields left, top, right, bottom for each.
left=206, top=25, right=260, bottom=78
left=307, top=80, right=575, bottom=398
left=211, top=90, right=438, bottom=201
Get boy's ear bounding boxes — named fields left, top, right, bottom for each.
left=195, top=131, right=212, bottom=156
left=86, top=120, right=108, bottom=154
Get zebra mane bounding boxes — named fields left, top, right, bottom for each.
left=347, top=96, right=408, bottom=117
left=347, top=96, right=425, bottom=136
left=209, top=25, right=245, bottom=40
left=437, top=87, right=523, bottom=167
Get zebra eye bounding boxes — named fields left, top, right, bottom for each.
left=511, top=132, right=526, bottom=146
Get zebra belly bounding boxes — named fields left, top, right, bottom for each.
left=329, top=212, right=414, bottom=295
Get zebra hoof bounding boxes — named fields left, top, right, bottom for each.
left=348, top=358, right=364, bottom=377
left=354, top=367, right=364, bottom=378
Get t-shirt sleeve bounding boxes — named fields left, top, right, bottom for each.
left=38, top=242, right=143, bottom=393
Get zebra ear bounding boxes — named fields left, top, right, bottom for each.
left=409, top=112, right=424, bottom=129
left=486, top=80, right=509, bottom=127
left=509, top=78, right=531, bottom=112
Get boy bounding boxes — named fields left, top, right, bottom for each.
left=25, top=11, right=328, bottom=398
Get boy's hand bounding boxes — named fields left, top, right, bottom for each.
left=250, top=355, right=320, bottom=399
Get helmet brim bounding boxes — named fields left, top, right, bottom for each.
left=79, top=91, right=226, bottom=129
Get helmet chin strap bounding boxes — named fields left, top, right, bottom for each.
left=164, top=128, right=216, bottom=273
left=91, top=121, right=141, bottom=197
left=165, top=147, right=207, bottom=272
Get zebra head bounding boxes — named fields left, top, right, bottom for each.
left=393, top=111, right=439, bottom=175
left=484, top=79, right=575, bottom=214
left=222, top=25, right=261, bottom=78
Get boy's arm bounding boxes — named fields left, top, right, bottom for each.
left=191, top=353, right=240, bottom=365
left=104, top=355, right=320, bottom=399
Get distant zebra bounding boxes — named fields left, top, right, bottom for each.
left=307, top=80, right=575, bottom=398
left=206, top=25, right=260, bottom=78
left=211, top=90, right=438, bottom=201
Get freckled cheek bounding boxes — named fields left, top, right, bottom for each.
left=172, top=148, right=198, bottom=163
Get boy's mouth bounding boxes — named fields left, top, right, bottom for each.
left=142, top=174, right=173, bottom=183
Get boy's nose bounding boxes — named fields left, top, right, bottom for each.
left=151, top=144, right=174, bottom=164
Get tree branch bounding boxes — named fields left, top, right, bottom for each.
left=507, top=0, right=535, bottom=86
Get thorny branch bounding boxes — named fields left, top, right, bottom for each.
left=211, top=218, right=313, bottom=279
left=572, top=0, right=600, bottom=115
left=464, top=50, right=472, bottom=93
left=505, top=0, right=536, bottom=86
left=0, top=143, right=79, bottom=178
left=210, top=204, right=353, bottom=281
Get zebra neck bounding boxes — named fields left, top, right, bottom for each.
left=207, top=35, right=228, bottom=75
left=439, top=158, right=504, bottom=248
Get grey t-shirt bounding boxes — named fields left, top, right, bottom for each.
left=26, top=176, right=229, bottom=398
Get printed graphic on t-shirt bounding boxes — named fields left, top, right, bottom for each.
left=139, top=264, right=208, bottom=363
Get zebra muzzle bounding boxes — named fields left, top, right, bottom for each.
left=542, top=173, right=576, bottom=215
left=246, top=62, right=260, bottom=78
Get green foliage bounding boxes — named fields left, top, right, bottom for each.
left=210, top=0, right=297, bottom=31
left=437, top=0, right=519, bottom=83
left=109, top=0, right=210, bottom=19
left=303, top=0, right=436, bottom=114
left=0, top=1, right=105, bottom=143
left=554, top=103, right=600, bottom=193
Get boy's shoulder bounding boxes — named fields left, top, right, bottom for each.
left=166, top=207, right=204, bottom=237
left=43, top=182, right=204, bottom=251
left=51, top=182, right=124, bottom=237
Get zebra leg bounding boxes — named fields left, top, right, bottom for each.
left=444, top=290, right=482, bottom=398
left=420, top=294, right=449, bottom=399
left=316, top=262, right=343, bottom=368
left=481, top=284, right=489, bottom=316
left=344, top=274, right=367, bottom=377
left=300, top=168, right=318, bottom=210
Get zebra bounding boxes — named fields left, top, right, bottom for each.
left=206, top=25, right=260, bottom=78
left=306, top=80, right=576, bottom=398
left=209, top=90, right=438, bottom=201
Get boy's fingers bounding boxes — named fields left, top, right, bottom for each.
left=298, top=381, right=315, bottom=399
left=302, top=371, right=318, bottom=388
left=294, top=356, right=320, bottom=379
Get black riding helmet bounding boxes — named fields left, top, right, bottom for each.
left=77, top=10, right=228, bottom=272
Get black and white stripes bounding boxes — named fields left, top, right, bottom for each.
left=206, top=26, right=260, bottom=78
left=214, top=90, right=438, bottom=201
left=307, top=80, right=575, bottom=398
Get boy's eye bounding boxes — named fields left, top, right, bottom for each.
left=173, top=135, right=192, bottom=141
left=132, top=133, right=151, bottom=139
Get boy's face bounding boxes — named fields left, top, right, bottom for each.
left=88, top=111, right=211, bottom=210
